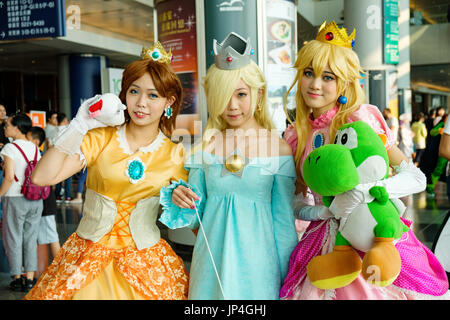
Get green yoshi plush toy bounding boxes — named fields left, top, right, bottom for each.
left=302, top=121, right=409, bottom=290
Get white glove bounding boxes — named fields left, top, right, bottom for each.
left=329, top=160, right=426, bottom=230
left=53, top=93, right=126, bottom=157
left=296, top=205, right=334, bottom=221
left=329, top=190, right=366, bottom=230
left=71, top=93, right=126, bottom=135
left=294, top=193, right=334, bottom=221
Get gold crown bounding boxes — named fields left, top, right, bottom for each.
left=315, top=21, right=355, bottom=49
left=141, top=41, right=172, bottom=64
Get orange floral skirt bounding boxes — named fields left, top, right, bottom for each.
left=24, top=233, right=188, bottom=300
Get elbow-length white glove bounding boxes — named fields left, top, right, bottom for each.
left=293, top=192, right=334, bottom=221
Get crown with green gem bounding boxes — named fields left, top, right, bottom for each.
left=141, top=41, right=172, bottom=64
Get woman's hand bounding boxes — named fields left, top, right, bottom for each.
left=172, top=185, right=200, bottom=209
left=70, top=94, right=126, bottom=135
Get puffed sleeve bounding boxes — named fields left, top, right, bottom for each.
left=167, top=141, right=188, bottom=183
left=0, top=143, right=15, bottom=161
left=349, top=104, right=396, bottom=149
left=159, top=152, right=207, bottom=230
left=283, top=124, right=298, bottom=156
left=79, top=127, right=110, bottom=167
left=271, top=156, right=298, bottom=279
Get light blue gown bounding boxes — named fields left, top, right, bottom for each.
left=159, top=151, right=298, bottom=300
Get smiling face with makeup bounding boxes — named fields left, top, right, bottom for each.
left=300, top=64, right=338, bottom=118
left=125, top=72, right=174, bottom=129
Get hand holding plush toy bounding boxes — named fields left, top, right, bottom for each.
left=302, top=121, right=409, bottom=290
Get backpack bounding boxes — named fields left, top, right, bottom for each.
left=12, top=143, right=50, bottom=200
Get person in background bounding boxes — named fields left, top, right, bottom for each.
left=0, top=103, right=9, bottom=148
left=434, top=106, right=446, bottom=127
left=425, top=114, right=449, bottom=197
left=27, top=127, right=61, bottom=263
left=438, top=115, right=450, bottom=202
left=0, top=103, right=10, bottom=221
left=0, top=114, right=43, bottom=293
left=398, top=113, right=415, bottom=162
left=44, top=111, right=58, bottom=151
left=71, top=169, right=87, bottom=204
left=411, top=112, right=428, bottom=167
left=54, top=113, right=73, bottom=203
left=425, top=108, right=437, bottom=133
left=383, top=107, right=399, bottom=145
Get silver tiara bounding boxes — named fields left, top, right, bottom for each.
left=213, top=32, right=254, bottom=70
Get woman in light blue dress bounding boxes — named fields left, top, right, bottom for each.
left=159, top=33, right=298, bottom=300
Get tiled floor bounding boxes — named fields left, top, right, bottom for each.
left=0, top=181, right=448, bottom=300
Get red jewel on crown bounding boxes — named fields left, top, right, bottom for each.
left=226, top=56, right=233, bottom=62
left=325, top=32, right=334, bottom=41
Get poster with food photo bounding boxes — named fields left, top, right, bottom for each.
left=265, top=0, right=297, bottom=134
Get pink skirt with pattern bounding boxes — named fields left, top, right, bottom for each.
left=281, top=218, right=450, bottom=300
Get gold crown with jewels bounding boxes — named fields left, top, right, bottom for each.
left=141, top=41, right=172, bottom=64
left=315, top=21, right=356, bottom=49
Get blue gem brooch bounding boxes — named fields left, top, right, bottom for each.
left=312, top=132, right=325, bottom=149
left=125, top=157, right=146, bottom=184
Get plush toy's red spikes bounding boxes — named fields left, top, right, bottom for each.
left=89, top=99, right=103, bottom=113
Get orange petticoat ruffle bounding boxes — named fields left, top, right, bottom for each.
left=24, top=233, right=189, bottom=300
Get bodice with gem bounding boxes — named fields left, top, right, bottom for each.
left=80, top=125, right=187, bottom=204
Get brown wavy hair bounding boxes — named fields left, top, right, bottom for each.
left=118, top=59, right=183, bottom=137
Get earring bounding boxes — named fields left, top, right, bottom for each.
left=164, top=105, right=172, bottom=119
left=338, top=95, right=348, bottom=104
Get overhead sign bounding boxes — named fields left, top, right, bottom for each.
left=383, top=0, right=399, bottom=64
left=0, top=0, right=66, bottom=41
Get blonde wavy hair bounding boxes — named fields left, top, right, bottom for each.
left=284, top=40, right=366, bottom=186
left=201, top=60, right=275, bottom=149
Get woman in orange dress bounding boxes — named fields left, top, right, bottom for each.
left=25, top=43, right=189, bottom=300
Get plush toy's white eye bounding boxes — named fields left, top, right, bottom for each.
left=335, top=127, right=358, bottom=150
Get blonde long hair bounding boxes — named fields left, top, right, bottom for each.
left=201, top=60, right=275, bottom=149
left=284, top=40, right=366, bottom=183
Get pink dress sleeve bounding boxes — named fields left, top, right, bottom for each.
left=284, top=124, right=298, bottom=155
left=348, top=104, right=396, bottom=149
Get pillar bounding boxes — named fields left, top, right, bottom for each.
left=58, top=54, right=108, bottom=120
left=344, top=0, right=403, bottom=117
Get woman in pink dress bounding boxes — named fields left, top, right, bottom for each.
left=280, top=21, right=449, bottom=300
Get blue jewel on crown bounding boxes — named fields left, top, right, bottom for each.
left=125, top=157, right=146, bottom=184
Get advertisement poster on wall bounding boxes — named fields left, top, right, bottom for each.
left=156, top=0, right=200, bottom=135
left=265, top=0, right=297, bottom=135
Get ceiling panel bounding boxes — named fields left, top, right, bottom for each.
left=0, top=0, right=154, bottom=74
left=410, top=0, right=450, bottom=24
left=66, top=0, right=154, bottom=43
